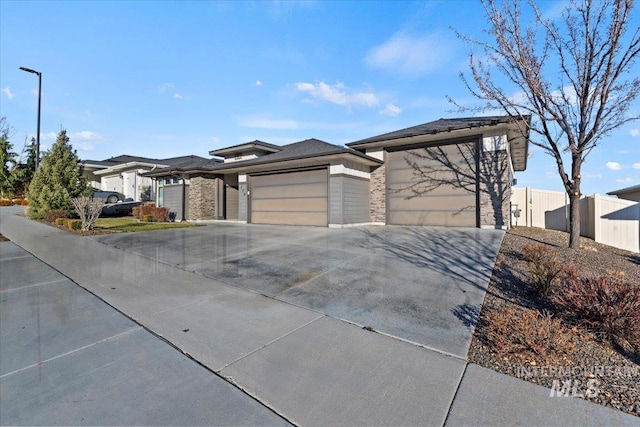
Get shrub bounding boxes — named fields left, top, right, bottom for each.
left=521, top=244, right=563, bottom=297
left=0, top=199, right=12, bottom=206
left=133, top=204, right=169, bottom=222
left=142, top=214, right=154, bottom=222
left=66, top=219, right=82, bottom=230
left=152, top=207, right=169, bottom=222
left=71, top=196, right=104, bottom=231
left=54, top=218, right=66, bottom=226
left=483, top=306, right=573, bottom=358
left=553, top=276, right=640, bottom=353
left=44, top=210, right=68, bottom=223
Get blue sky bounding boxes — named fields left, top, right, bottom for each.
left=1, top=0, right=638, bottom=195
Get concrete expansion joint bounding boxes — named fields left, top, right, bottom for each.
left=0, top=254, right=32, bottom=261
left=221, top=374, right=298, bottom=426
left=219, top=315, right=324, bottom=372
left=0, top=327, right=142, bottom=380
left=442, top=362, right=470, bottom=427
left=335, top=318, right=469, bottom=362
left=0, top=278, right=69, bottom=294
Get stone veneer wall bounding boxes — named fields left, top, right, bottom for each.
left=478, top=149, right=511, bottom=229
left=188, top=174, right=217, bottom=220
left=369, top=164, right=386, bottom=223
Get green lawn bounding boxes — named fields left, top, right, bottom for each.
left=94, top=218, right=199, bottom=233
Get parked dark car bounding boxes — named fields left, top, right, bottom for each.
left=91, top=188, right=125, bottom=204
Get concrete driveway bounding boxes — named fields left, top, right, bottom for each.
left=93, top=223, right=504, bottom=357
left=3, top=207, right=636, bottom=426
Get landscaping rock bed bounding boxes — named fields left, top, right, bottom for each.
left=469, top=227, right=640, bottom=417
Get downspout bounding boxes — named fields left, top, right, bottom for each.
left=181, top=175, right=186, bottom=222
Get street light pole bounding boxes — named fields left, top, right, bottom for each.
left=19, top=67, right=41, bottom=169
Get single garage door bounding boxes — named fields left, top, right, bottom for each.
left=162, top=185, right=189, bottom=221
left=102, top=175, right=121, bottom=193
left=250, top=169, right=328, bottom=226
left=387, top=142, right=477, bottom=227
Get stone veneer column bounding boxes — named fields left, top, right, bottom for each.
left=365, top=148, right=386, bottom=224
left=188, top=174, right=217, bottom=220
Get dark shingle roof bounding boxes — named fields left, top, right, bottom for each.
left=143, top=138, right=381, bottom=176
left=209, top=140, right=282, bottom=156
left=83, top=154, right=208, bottom=169
left=607, top=184, right=640, bottom=196
left=347, top=116, right=514, bottom=146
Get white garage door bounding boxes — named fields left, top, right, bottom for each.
left=250, top=169, right=328, bottom=226
left=387, top=143, right=477, bottom=227
left=102, top=175, right=121, bottom=193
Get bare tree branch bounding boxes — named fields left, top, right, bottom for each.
left=451, top=0, right=640, bottom=248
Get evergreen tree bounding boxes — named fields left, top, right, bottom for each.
left=12, top=138, right=38, bottom=196
left=28, top=130, right=89, bottom=218
left=0, top=130, right=17, bottom=198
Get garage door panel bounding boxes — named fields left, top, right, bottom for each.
left=252, top=170, right=325, bottom=187
left=387, top=143, right=477, bottom=227
left=251, top=169, right=328, bottom=226
left=388, top=210, right=476, bottom=227
left=252, top=211, right=327, bottom=226
left=388, top=194, right=476, bottom=211
left=387, top=168, right=467, bottom=185
left=251, top=182, right=327, bottom=199
left=252, top=197, right=327, bottom=212
left=388, top=182, right=476, bottom=198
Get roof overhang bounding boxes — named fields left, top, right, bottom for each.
left=143, top=151, right=382, bottom=177
left=94, top=161, right=168, bottom=175
left=209, top=141, right=282, bottom=157
left=348, top=118, right=530, bottom=172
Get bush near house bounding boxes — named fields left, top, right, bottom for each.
left=553, top=275, right=640, bottom=353
left=66, top=219, right=82, bottom=230
left=142, top=214, right=154, bottom=222
left=44, top=210, right=69, bottom=223
left=133, top=204, right=169, bottom=222
left=0, top=199, right=12, bottom=206
left=54, top=218, right=66, bottom=226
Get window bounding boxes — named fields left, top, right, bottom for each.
left=173, top=177, right=180, bottom=184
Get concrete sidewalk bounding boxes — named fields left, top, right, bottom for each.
left=1, top=207, right=637, bottom=426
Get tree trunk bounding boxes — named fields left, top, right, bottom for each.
left=568, top=190, right=581, bottom=249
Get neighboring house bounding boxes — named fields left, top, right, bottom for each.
left=143, top=115, right=530, bottom=228
left=82, top=155, right=207, bottom=201
left=607, top=184, right=640, bottom=202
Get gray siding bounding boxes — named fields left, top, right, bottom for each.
left=162, top=185, right=189, bottom=221
left=329, top=175, right=370, bottom=225
left=238, top=183, right=248, bottom=221
left=342, top=176, right=370, bottom=223
left=329, top=176, right=342, bottom=224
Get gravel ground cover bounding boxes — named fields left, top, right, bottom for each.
left=469, top=227, right=640, bottom=417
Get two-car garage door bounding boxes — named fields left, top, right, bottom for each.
left=387, top=142, right=477, bottom=227
left=250, top=169, right=328, bottom=226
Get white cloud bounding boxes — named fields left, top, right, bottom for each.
left=630, top=128, right=640, bottom=137
left=41, top=132, right=57, bottom=140
left=32, top=88, right=40, bottom=96
left=255, top=80, right=263, bottom=86
left=365, top=32, right=452, bottom=77
left=172, top=93, right=183, bottom=99
left=380, top=103, right=402, bottom=117
left=2, top=87, right=13, bottom=100
left=158, top=82, right=175, bottom=93
left=209, top=136, right=220, bottom=144
left=295, top=81, right=378, bottom=108
left=633, top=163, right=640, bottom=170
left=616, top=177, right=633, bottom=183
left=605, top=161, right=622, bottom=171
left=71, top=131, right=104, bottom=142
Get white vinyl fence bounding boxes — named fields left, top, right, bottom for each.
left=511, top=187, right=640, bottom=253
